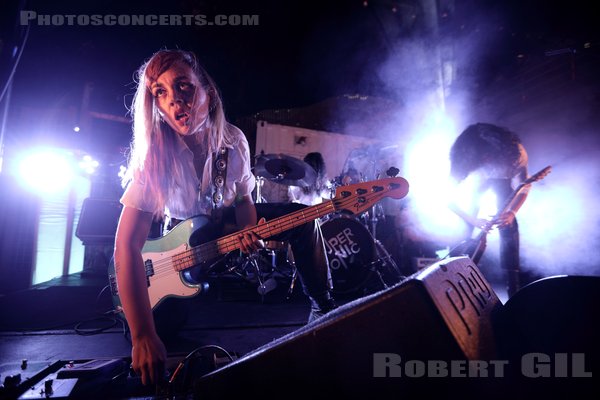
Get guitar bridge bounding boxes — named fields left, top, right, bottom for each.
left=144, top=259, right=154, bottom=287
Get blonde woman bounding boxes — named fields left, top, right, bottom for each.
left=114, top=50, right=336, bottom=385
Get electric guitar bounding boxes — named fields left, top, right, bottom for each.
left=108, top=177, right=409, bottom=311
left=449, top=165, right=551, bottom=264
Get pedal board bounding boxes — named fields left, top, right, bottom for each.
left=1, top=352, right=236, bottom=399
left=4, top=358, right=128, bottom=399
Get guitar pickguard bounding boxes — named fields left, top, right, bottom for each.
left=109, top=215, right=220, bottom=311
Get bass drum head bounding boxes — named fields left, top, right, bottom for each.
left=320, top=216, right=377, bottom=295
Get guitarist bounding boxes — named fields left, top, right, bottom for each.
left=114, top=49, right=336, bottom=386
left=448, top=123, right=530, bottom=299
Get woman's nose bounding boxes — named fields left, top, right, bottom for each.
left=170, top=91, right=184, bottom=105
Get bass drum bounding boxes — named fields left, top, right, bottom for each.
left=320, top=216, right=378, bottom=295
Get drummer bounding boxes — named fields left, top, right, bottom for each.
left=288, top=152, right=332, bottom=206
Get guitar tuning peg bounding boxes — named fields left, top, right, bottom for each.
left=386, top=167, right=399, bottom=177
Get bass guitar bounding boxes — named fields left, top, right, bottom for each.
left=108, top=177, right=409, bottom=311
left=449, top=165, right=551, bottom=264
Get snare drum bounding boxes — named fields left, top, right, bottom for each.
left=320, top=216, right=377, bottom=295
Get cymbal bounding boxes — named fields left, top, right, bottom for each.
left=253, top=153, right=316, bottom=187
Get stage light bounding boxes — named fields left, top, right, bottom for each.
left=402, top=111, right=463, bottom=242
left=78, top=154, right=99, bottom=174
left=18, top=148, right=76, bottom=194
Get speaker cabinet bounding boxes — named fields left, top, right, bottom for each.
left=497, top=275, right=599, bottom=396
left=194, top=256, right=503, bottom=397
left=75, top=197, right=122, bottom=245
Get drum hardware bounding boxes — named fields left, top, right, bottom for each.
left=246, top=252, right=278, bottom=301
left=253, top=153, right=317, bottom=187
left=214, top=242, right=297, bottom=302
left=255, top=176, right=267, bottom=203
left=373, top=236, right=404, bottom=286
left=362, top=166, right=400, bottom=240
left=286, top=266, right=298, bottom=300
left=339, top=141, right=401, bottom=239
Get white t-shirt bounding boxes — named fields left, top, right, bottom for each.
left=120, top=126, right=256, bottom=220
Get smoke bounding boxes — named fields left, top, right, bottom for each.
left=510, top=107, right=600, bottom=277
left=332, top=1, right=600, bottom=281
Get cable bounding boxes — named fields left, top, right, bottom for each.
left=95, top=283, right=132, bottom=342
left=0, top=17, right=30, bottom=104
left=72, top=284, right=125, bottom=336
left=74, top=315, right=118, bottom=336
left=169, top=344, right=235, bottom=385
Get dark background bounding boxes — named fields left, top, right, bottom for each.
left=2, top=0, right=597, bottom=156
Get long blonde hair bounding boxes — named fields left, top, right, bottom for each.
left=123, top=49, right=235, bottom=218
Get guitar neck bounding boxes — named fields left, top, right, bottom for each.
left=216, top=201, right=336, bottom=253
left=494, top=165, right=551, bottom=219
left=495, top=183, right=527, bottom=219
left=170, top=177, right=409, bottom=272
left=172, top=201, right=336, bottom=271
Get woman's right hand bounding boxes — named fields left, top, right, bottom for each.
left=131, top=333, right=168, bottom=386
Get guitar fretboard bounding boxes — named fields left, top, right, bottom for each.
left=169, top=177, right=408, bottom=272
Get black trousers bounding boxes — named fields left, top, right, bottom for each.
left=254, top=203, right=333, bottom=299
left=219, top=203, right=333, bottom=300
left=488, top=178, right=521, bottom=297
left=499, top=218, right=520, bottom=297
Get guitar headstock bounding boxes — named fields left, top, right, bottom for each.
left=332, top=177, right=409, bottom=215
left=527, top=165, right=552, bottom=184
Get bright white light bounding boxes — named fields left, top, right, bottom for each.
left=18, top=149, right=76, bottom=194
left=477, top=189, right=498, bottom=220
left=73, top=126, right=80, bottom=132
left=78, top=154, right=100, bottom=174
left=402, top=110, right=463, bottom=242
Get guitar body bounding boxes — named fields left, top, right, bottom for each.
left=109, top=215, right=217, bottom=311
left=448, top=237, right=482, bottom=259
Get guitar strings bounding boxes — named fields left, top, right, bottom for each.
left=147, top=182, right=398, bottom=279
left=146, top=180, right=402, bottom=279
left=147, top=200, right=335, bottom=279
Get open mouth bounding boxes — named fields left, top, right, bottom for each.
left=175, top=112, right=190, bottom=125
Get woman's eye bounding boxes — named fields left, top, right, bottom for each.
left=153, top=88, right=165, bottom=97
left=179, top=82, right=193, bottom=91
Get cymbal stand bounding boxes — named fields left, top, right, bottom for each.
left=370, top=166, right=404, bottom=286
left=255, top=176, right=266, bottom=203
left=367, top=169, right=383, bottom=239
left=286, top=266, right=298, bottom=300
left=240, top=250, right=276, bottom=303
left=374, top=237, right=402, bottom=281
left=368, top=165, right=401, bottom=239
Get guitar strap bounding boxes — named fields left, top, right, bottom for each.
left=164, top=146, right=228, bottom=233
left=210, top=146, right=228, bottom=225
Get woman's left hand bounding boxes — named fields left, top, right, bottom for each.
left=238, top=217, right=266, bottom=253
left=494, top=210, right=516, bottom=228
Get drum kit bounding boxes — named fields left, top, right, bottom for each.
left=210, top=151, right=404, bottom=300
